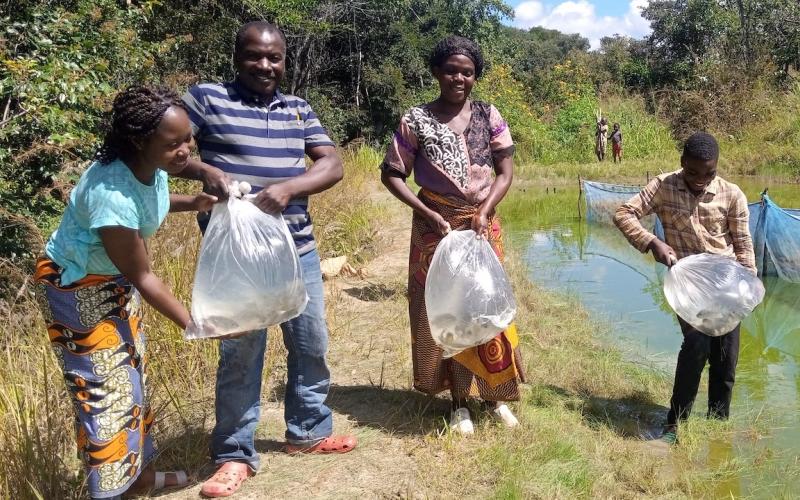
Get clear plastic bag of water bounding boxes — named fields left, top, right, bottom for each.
left=186, top=197, right=308, bottom=339
left=663, top=253, right=764, bottom=336
left=425, top=230, right=517, bottom=358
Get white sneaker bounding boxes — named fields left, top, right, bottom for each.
left=492, top=404, right=520, bottom=428
left=449, top=407, right=474, bottom=435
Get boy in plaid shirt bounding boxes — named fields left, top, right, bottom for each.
left=614, top=132, right=756, bottom=444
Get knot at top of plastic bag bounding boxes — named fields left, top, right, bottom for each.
left=663, top=253, right=764, bottom=336
left=424, top=230, right=517, bottom=358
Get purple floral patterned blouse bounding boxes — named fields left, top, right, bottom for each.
left=381, top=101, right=515, bottom=205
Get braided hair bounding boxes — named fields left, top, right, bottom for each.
left=97, top=86, right=187, bottom=164
left=429, top=35, right=485, bottom=78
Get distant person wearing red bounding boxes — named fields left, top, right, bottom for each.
left=610, top=123, right=623, bottom=163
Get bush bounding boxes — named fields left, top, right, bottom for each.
left=547, top=95, right=598, bottom=164
left=474, top=64, right=543, bottom=164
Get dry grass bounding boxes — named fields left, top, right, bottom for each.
left=312, top=146, right=386, bottom=264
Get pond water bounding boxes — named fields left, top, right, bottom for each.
left=502, top=176, right=800, bottom=496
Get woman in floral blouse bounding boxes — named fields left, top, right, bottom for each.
left=379, top=35, right=525, bottom=435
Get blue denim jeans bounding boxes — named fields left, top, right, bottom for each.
left=210, top=248, right=332, bottom=471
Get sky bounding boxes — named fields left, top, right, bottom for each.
left=504, top=0, right=652, bottom=50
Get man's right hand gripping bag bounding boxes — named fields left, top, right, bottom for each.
left=425, top=230, right=517, bottom=358
left=186, top=197, right=308, bottom=339
left=663, top=253, right=764, bottom=336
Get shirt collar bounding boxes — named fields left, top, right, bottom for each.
left=704, top=177, right=719, bottom=195
left=230, top=79, right=286, bottom=108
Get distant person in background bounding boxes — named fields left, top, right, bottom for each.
left=35, top=86, right=216, bottom=499
left=613, top=132, right=756, bottom=446
left=379, top=35, right=525, bottom=436
left=595, top=117, right=608, bottom=161
left=610, top=123, right=623, bottom=163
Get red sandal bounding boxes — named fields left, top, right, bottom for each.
left=200, top=461, right=253, bottom=498
left=284, top=435, right=357, bottom=454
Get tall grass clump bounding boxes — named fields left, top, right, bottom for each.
left=601, top=94, right=677, bottom=160
left=0, top=266, right=84, bottom=499
left=312, top=145, right=386, bottom=264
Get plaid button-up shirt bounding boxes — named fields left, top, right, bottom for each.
left=613, top=170, right=756, bottom=272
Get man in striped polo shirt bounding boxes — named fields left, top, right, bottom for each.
left=179, top=21, right=356, bottom=496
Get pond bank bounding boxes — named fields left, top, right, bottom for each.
left=500, top=177, right=800, bottom=498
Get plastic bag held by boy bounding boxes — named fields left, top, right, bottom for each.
left=664, top=253, right=764, bottom=336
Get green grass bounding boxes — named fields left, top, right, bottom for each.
left=454, top=252, right=800, bottom=498
left=513, top=90, right=800, bottom=180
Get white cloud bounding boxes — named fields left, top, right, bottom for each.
left=514, top=0, right=652, bottom=50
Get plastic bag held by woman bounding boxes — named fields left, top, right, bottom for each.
left=425, top=230, right=517, bottom=358
left=663, top=253, right=764, bottom=336
left=186, top=196, right=308, bottom=339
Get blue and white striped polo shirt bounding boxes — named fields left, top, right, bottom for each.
left=182, top=81, right=334, bottom=255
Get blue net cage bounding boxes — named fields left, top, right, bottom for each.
left=582, top=181, right=799, bottom=282
left=581, top=179, right=665, bottom=241
left=750, top=194, right=800, bottom=282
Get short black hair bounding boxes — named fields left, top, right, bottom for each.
left=429, top=35, right=485, bottom=78
left=96, top=86, right=186, bottom=164
left=234, top=21, right=286, bottom=55
left=682, top=132, right=719, bottom=161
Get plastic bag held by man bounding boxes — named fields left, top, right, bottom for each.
left=663, top=253, right=765, bottom=336
left=425, top=230, right=517, bottom=358
left=185, top=196, right=308, bottom=339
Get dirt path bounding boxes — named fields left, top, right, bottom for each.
left=160, top=205, right=464, bottom=499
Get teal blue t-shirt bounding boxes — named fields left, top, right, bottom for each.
left=45, top=159, right=170, bottom=285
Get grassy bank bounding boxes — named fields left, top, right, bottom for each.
left=512, top=89, right=800, bottom=181
left=460, top=248, right=798, bottom=498
left=1, top=149, right=798, bottom=498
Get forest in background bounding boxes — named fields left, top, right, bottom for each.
left=2, top=0, right=800, bottom=269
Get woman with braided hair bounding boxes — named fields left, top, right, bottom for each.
left=35, top=86, right=216, bottom=498
left=380, top=36, right=525, bottom=435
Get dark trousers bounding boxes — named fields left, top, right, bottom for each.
left=666, top=318, right=740, bottom=428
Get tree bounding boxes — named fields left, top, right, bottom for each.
left=643, top=0, right=735, bottom=85
left=1, top=0, right=164, bottom=261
